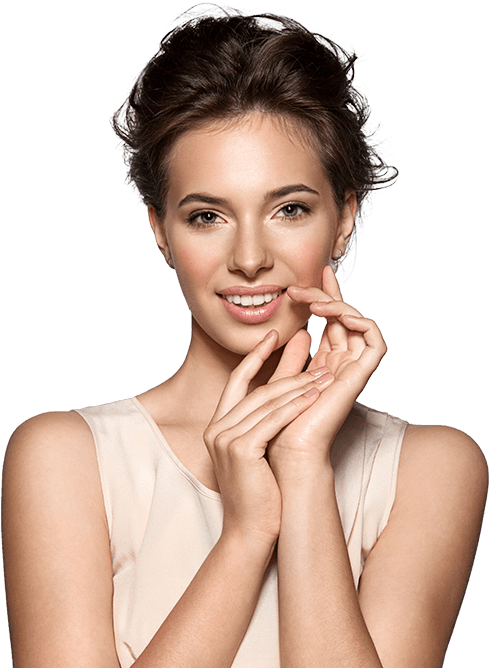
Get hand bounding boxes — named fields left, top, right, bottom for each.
left=266, top=266, right=387, bottom=483
left=204, top=330, right=335, bottom=544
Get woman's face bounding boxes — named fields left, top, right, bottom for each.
left=151, top=113, right=355, bottom=355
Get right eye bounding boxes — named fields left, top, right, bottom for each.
left=186, top=210, right=225, bottom=227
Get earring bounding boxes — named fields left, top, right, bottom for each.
left=333, top=249, right=343, bottom=260
left=162, top=249, right=174, bottom=268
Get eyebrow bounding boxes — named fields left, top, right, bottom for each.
left=178, top=184, right=319, bottom=208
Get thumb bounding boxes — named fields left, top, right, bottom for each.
left=268, top=328, right=311, bottom=383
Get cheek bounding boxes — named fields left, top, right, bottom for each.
left=292, top=240, right=330, bottom=287
left=173, top=240, right=219, bottom=288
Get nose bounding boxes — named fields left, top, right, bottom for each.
left=227, top=221, right=274, bottom=278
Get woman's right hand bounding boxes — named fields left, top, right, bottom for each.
left=203, top=330, right=334, bottom=545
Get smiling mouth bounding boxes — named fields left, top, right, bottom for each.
left=218, top=289, right=286, bottom=307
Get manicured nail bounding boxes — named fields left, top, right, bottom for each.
left=309, top=366, right=330, bottom=376
left=263, top=329, right=276, bottom=341
left=303, top=387, right=319, bottom=398
left=314, top=372, right=334, bottom=384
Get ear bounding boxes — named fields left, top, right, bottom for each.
left=332, top=191, right=357, bottom=259
left=148, top=206, right=174, bottom=268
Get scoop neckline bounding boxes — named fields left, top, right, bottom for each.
left=130, top=396, right=222, bottom=501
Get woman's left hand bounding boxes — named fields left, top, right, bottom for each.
left=266, top=265, right=387, bottom=484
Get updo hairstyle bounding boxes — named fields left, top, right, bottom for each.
left=113, top=9, right=396, bottom=248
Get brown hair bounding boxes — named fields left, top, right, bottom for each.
left=113, top=9, right=396, bottom=228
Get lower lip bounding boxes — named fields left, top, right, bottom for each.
left=219, top=292, right=286, bottom=324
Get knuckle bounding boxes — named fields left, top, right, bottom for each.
left=264, top=406, right=286, bottom=426
left=203, top=428, right=213, bottom=449
left=291, top=372, right=307, bottom=388
left=213, top=431, right=231, bottom=451
left=263, top=396, right=282, bottom=412
left=251, top=384, right=267, bottom=402
left=291, top=394, right=308, bottom=410
left=228, top=436, right=249, bottom=459
left=203, top=424, right=218, bottom=447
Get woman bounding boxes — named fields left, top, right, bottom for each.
left=2, top=9, right=487, bottom=668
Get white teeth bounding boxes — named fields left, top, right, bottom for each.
left=223, top=291, right=282, bottom=306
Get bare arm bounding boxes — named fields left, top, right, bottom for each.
left=358, top=425, right=487, bottom=667
left=275, top=426, right=487, bottom=667
left=268, top=266, right=487, bottom=666
left=3, top=332, right=335, bottom=668
left=2, top=411, right=276, bottom=668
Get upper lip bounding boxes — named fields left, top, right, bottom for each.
left=218, top=285, right=286, bottom=296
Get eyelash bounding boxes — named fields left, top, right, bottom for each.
left=185, top=210, right=225, bottom=227
left=185, top=202, right=311, bottom=227
left=275, top=202, right=311, bottom=220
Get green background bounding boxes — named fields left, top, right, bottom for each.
left=0, top=0, right=489, bottom=668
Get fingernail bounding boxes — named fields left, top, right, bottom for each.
left=309, top=366, right=330, bottom=376
left=303, top=387, right=319, bottom=398
left=263, top=329, right=276, bottom=341
left=314, top=372, right=334, bottom=384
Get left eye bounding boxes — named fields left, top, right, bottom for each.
left=276, top=203, right=309, bottom=219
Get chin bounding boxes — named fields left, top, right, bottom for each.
left=217, top=320, right=309, bottom=358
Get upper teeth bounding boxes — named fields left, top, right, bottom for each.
left=224, top=291, right=281, bottom=306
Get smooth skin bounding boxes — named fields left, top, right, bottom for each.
left=3, top=113, right=487, bottom=667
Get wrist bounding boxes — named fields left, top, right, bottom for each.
left=274, top=460, right=335, bottom=496
left=268, top=448, right=334, bottom=488
left=219, top=525, right=278, bottom=564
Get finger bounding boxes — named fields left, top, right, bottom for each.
left=318, top=265, right=350, bottom=348
left=286, top=266, right=343, bottom=305
left=322, top=264, right=343, bottom=301
left=212, top=329, right=278, bottom=421
left=286, top=285, right=334, bottom=305
left=347, top=330, right=367, bottom=358
left=343, top=315, right=385, bottom=348
left=222, top=373, right=337, bottom=446
left=338, top=314, right=387, bottom=373
left=219, top=385, right=323, bottom=456
left=213, top=364, right=335, bottom=435
left=287, top=286, right=340, bottom=368
left=310, top=300, right=362, bottom=319
left=267, top=328, right=311, bottom=383
left=312, top=297, right=362, bottom=352
left=311, top=300, right=366, bottom=363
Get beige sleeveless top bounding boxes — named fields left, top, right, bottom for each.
left=75, top=397, right=407, bottom=668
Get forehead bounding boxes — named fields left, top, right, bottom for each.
left=165, top=113, right=332, bottom=204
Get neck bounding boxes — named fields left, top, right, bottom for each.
left=167, top=318, right=284, bottom=424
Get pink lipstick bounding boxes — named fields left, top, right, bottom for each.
left=217, top=286, right=286, bottom=324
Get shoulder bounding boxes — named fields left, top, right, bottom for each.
left=359, top=424, right=487, bottom=661
left=7, top=409, right=93, bottom=444
left=3, top=412, right=118, bottom=667
left=387, top=424, right=488, bottom=556
left=3, top=410, right=104, bottom=526
left=398, top=424, right=488, bottom=506
left=5, top=409, right=96, bottom=470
